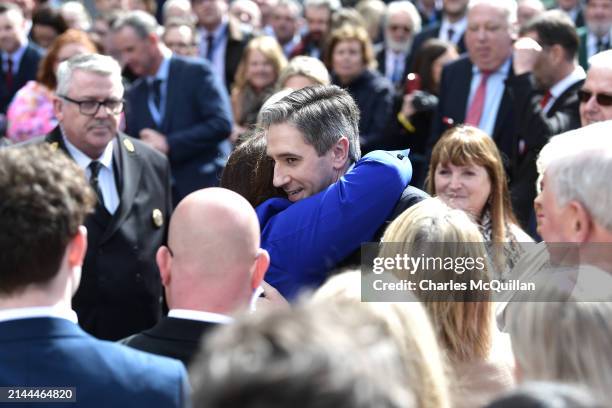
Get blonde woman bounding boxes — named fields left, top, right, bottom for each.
left=313, top=271, right=451, bottom=408
left=380, top=197, right=515, bottom=408
left=231, top=36, right=287, bottom=141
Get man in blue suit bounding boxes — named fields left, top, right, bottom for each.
left=0, top=145, right=189, bottom=407
left=0, top=2, right=42, bottom=114
left=112, top=11, right=232, bottom=203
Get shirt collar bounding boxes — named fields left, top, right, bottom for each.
left=168, top=309, right=234, bottom=324
left=62, top=132, right=115, bottom=171
left=149, top=53, right=171, bottom=83
left=0, top=306, right=78, bottom=324
left=441, top=15, right=467, bottom=32
left=200, top=17, right=228, bottom=40
left=550, top=65, right=586, bottom=99
left=3, top=42, right=27, bottom=64
left=472, top=57, right=511, bottom=76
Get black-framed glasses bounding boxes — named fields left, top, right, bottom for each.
left=59, top=95, right=124, bottom=116
left=578, top=89, right=612, bottom=106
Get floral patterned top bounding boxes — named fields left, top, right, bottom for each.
left=7, top=81, right=57, bottom=143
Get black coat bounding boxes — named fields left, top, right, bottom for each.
left=0, top=42, right=43, bottom=114
left=333, top=69, right=395, bottom=154
left=44, top=128, right=173, bottom=341
left=121, top=317, right=219, bottom=367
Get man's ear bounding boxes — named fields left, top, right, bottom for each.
left=251, top=248, right=270, bottom=290
left=566, top=201, right=592, bottom=243
left=331, top=136, right=350, bottom=170
left=550, top=44, right=565, bottom=64
left=67, top=225, right=88, bottom=268
left=157, top=246, right=172, bottom=287
left=53, top=97, right=63, bottom=121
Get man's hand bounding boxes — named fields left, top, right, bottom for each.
left=513, top=37, right=543, bottom=76
left=139, top=128, right=169, bottom=154
left=254, top=281, right=290, bottom=312
left=400, top=92, right=417, bottom=118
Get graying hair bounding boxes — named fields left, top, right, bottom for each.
left=536, top=121, right=612, bottom=232
left=111, top=10, right=160, bottom=38
left=56, top=54, right=123, bottom=96
left=259, top=85, right=361, bottom=163
left=384, top=1, right=422, bottom=34
left=468, top=0, right=517, bottom=26
left=304, top=0, right=341, bottom=13
left=275, top=0, right=303, bottom=16
left=588, top=49, right=612, bottom=69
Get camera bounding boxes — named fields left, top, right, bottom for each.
left=411, top=90, right=438, bottom=113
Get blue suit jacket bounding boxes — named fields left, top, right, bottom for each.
left=0, top=317, right=189, bottom=407
left=125, top=56, right=232, bottom=201
left=257, top=150, right=412, bottom=299
left=0, top=42, right=43, bottom=114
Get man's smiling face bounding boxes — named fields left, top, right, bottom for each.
left=266, top=122, right=337, bottom=202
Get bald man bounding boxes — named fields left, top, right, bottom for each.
left=121, top=187, right=269, bottom=366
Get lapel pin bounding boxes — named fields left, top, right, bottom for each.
left=152, top=209, right=163, bottom=228
left=123, top=139, right=135, bottom=152
left=49, top=141, right=59, bottom=151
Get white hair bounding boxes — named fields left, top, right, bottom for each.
left=536, top=121, right=612, bottom=231
left=468, top=0, right=517, bottom=26
left=588, top=49, right=612, bottom=70
left=384, top=1, right=422, bottom=34
left=56, top=54, right=123, bottom=96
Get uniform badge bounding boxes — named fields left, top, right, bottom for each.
left=49, top=142, right=59, bottom=152
left=123, top=139, right=135, bottom=152
left=152, top=209, right=163, bottom=228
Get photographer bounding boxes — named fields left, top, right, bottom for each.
left=383, top=38, right=458, bottom=186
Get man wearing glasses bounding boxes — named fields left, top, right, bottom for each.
left=44, top=53, right=173, bottom=341
left=580, top=49, right=612, bottom=125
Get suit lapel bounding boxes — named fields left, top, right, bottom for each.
left=492, top=65, right=515, bottom=143
left=548, top=79, right=584, bottom=116
left=99, top=134, right=142, bottom=244
left=160, top=58, right=178, bottom=133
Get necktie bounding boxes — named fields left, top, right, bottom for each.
left=465, top=72, right=490, bottom=126
left=447, top=27, right=455, bottom=43
left=150, top=79, right=161, bottom=111
left=596, top=37, right=608, bottom=53
left=89, top=161, right=105, bottom=207
left=540, top=90, right=552, bottom=109
left=5, top=57, right=13, bottom=92
left=392, top=55, right=403, bottom=84
left=206, top=34, right=214, bottom=61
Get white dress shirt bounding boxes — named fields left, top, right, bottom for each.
left=0, top=306, right=78, bottom=324
left=168, top=309, right=233, bottom=324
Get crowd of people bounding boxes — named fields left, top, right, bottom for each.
left=1, top=0, right=612, bottom=406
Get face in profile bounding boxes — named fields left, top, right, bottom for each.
left=533, top=172, right=571, bottom=242
left=579, top=65, right=612, bottom=126
left=434, top=161, right=492, bottom=220
left=266, top=122, right=339, bottom=202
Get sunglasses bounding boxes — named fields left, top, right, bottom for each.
left=578, top=89, right=612, bottom=106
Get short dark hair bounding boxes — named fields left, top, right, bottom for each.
left=0, top=145, right=95, bottom=295
left=259, top=85, right=362, bottom=163
left=190, top=301, right=413, bottom=408
left=520, top=10, right=579, bottom=61
left=32, top=5, right=69, bottom=36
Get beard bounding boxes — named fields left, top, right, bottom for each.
left=386, top=37, right=413, bottom=54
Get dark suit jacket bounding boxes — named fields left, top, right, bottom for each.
left=407, top=23, right=466, bottom=72
left=225, top=17, right=252, bottom=91
left=430, top=56, right=516, bottom=163
left=125, top=56, right=232, bottom=202
left=375, top=45, right=411, bottom=88
left=0, top=42, right=43, bottom=114
left=508, top=72, right=584, bottom=228
left=43, top=129, right=173, bottom=341
left=121, top=316, right=219, bottom=367
left=0, top=317, right=188, bottom=407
